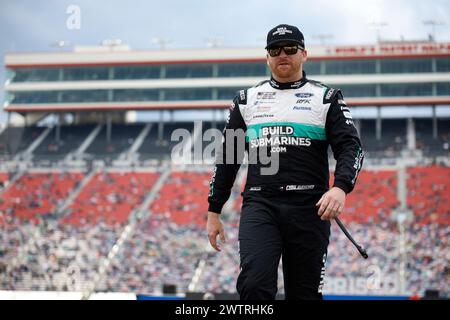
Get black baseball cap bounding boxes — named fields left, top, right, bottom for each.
left=265, top=24, right=305, bottom=49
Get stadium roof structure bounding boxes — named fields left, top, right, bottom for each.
left=3, top=41, right=450, bottom=114
left=5, top=42, right=450, bottom=66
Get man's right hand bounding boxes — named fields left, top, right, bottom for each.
left=207, top=211, right=226, bottom=252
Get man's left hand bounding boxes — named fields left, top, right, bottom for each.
left=316, top=187, right=346, bottom=220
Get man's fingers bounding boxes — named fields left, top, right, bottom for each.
left=219, top=229, right=226, bottom=244
left=318, top=203, right=326, bottom=216
left=321, top=202, right=341, bottom=220
left=320, top=202, right=332, bottom=220
left=318, top=198, right=330, bottom=216
left=316, top=195, right=324, bottom=207
left=318, top=188, right=346, bottom=220
left=208, top=228, right=226, bottom=252
left=335, top=205, right=344, bottom=219
left=208, top=231, right=221, bottom=251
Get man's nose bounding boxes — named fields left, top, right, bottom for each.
left=278, top=49, right=288, bottom=58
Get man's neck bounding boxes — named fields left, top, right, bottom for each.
left=272, top=68, right=303, bottom=83
left=269, top=70, right=307, bottom=90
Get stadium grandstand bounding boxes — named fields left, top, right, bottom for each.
left=0, top=39, right=449, bottom=300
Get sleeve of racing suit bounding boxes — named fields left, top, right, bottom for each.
left=325, top=90, right=364, bottom=194
left=208, top=94, right=247, bottom=214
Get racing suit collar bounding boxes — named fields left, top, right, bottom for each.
left=269, top=71, right=307, bottom=90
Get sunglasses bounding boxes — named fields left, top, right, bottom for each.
left=267, top=45, right=303, bottom=57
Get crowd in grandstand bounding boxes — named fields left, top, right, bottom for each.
left=0, top=172, right=83, bottom=221
left=99, top=214, right=207, bottom=294
left=0, top=215, right=121, bottom=291
left=0, top=165, right=448, bottom=298
left=406, top=222, right=449, bottom=296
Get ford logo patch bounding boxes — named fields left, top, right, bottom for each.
left=295, top=93, right=314, bottom=98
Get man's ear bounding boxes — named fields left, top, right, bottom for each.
left=302, top=49, right=308, bottom=62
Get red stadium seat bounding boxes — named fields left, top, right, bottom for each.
left=331, top=170, right=398, bottom=224
left=150, top=171, right=211, bottom=226
left=0, top=171, right=84, bottom=224
left=65, top=171, right=159, bottom=226
left=407, top=166, right=450, bottom=225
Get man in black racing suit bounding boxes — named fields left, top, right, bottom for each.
left=206, top=24, right=364, bottom=300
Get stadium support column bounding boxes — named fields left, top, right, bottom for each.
left=55, top=113, right=61, bottom=144
left=396, top=209, right=408, bottom=296
left=211, top=88, right=218, bottom=129
left=376, top=106, right=381, bottom=140
left=6, top=112, right=10, bottom=154
left=394, top=161, right=412, bottom=295
left=106, top=113, right=112, bottom=143
left=407, top=118, right=416, bottom=150
left=158, top=111, right=164, bottom=145
left=432, top=105, right=438, bottom=139
left=397, top=163, right=408, bottom=218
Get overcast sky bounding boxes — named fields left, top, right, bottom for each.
left=1, top=0, right=449, bottom=123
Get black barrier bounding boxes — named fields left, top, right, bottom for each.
left=163, top=283, right=177, bottom=295
left=423, top=289, right=446, bottom=300
left=186, top=292, right=238, bottom=300
left=186, top=292, right=286, bottom=300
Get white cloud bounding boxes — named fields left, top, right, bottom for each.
left=269, top=0, right=450, bottom=44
